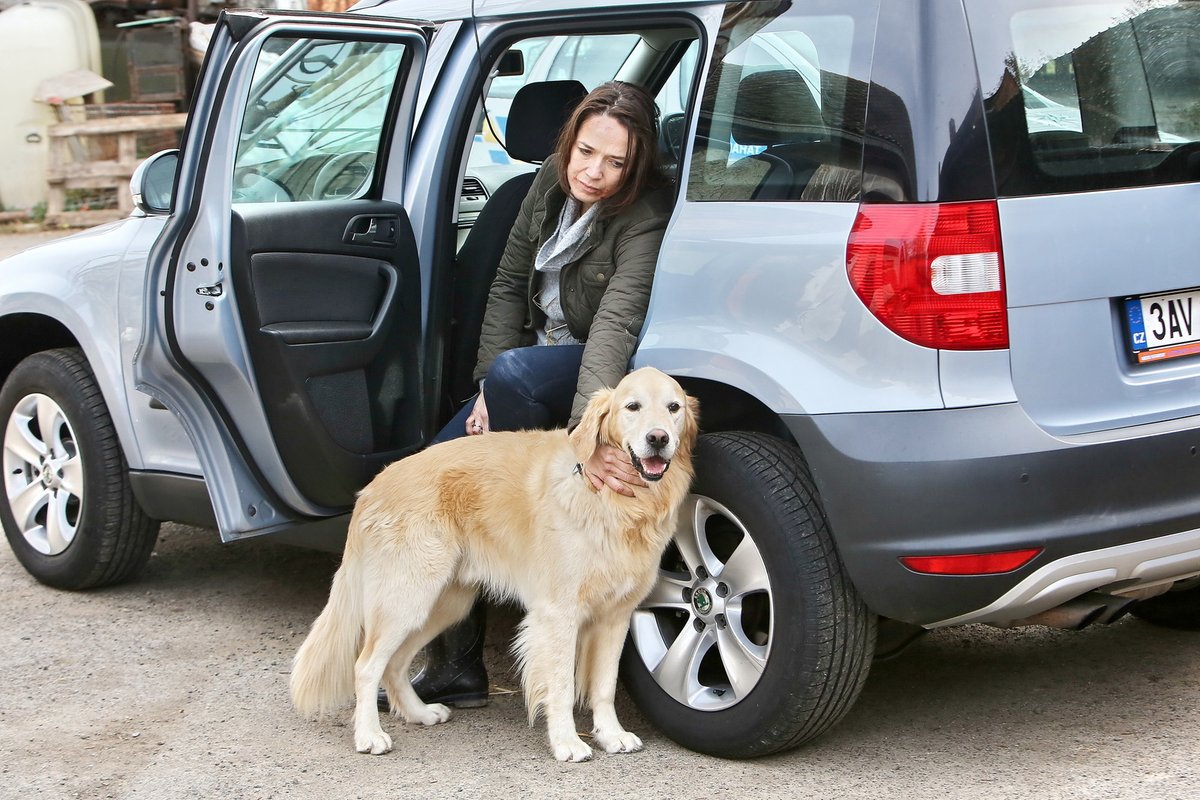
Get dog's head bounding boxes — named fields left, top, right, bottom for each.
left=569, top=367, right=699, bottom=482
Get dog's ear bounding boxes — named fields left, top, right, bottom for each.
left=570, top=386, right=615, bottom=464
left=681, top=394, right=701, bottom=453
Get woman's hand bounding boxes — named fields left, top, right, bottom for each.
left=466, top=393, right=489, bottom=435
left=583, top=443, right=647, bottom=497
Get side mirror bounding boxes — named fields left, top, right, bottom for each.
left=130, top=149, right=179, bottom=215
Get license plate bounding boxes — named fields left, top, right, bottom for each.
left=1125, top=287, right=1200, bottom=364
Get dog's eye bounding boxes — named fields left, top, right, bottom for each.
left=667, top=402, right=681, bottom=413
left=625, top=401, right=641, bottom=412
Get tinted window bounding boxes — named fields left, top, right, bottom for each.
left=686, top=0, right=879, bottom=202
left=967, top=0, right=1200, bottom=196
left=233, top=37, right=408, bottom=203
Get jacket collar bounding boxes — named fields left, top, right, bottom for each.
left=533, top=173, right=605, bottom=263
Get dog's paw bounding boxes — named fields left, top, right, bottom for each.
left=595, top=729, right=643, bottom=754
left=354, top=729, right=393, bottom=755
left=409, top=702, right=452, bottom=727
left=551, top=735, right=594, bottom=763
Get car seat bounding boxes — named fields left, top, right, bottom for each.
left=730, top=69, right=827, bottom=200
left=445, top=79, right=588, bottom=406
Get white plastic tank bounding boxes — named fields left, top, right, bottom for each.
left=0, top=0, right=102, bottom=211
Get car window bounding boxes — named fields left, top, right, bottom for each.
left=232, top=36, right=409, bottom=203
left=487, top=37, right=553, bottom=100
left=471, top=33, right=643, bottom=168
left=656, top=38, right=699, bottom=119
left=967, top=0, right=1200, bottom=197
left=686, top=0, right=878, bottom=202
left=547, top=34, right=639, bottom=89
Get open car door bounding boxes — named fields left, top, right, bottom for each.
left=136, top=10, right=432, bottom=540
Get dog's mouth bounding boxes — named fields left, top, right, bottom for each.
left=629, top=447, right=671, bottom=482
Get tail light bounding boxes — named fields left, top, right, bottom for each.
left=847, top=201, right=1008, bottom=350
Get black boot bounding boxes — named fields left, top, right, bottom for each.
left=377, top=601, right=489, bottom=711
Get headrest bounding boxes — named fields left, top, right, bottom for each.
left=504, top=80, right=588, bottom=163
left=732, top=69, right=824, bottom=147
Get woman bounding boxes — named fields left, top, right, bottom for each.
left=403, top=81, right=673, bottom=709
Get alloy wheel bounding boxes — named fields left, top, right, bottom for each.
left=629, top=494, right=773, bottom=711
left=3, top=393, right=83, bottom=556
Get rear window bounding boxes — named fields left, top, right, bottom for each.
left=967, top=0, right=1200, bottom=197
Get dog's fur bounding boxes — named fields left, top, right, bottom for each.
left=290, top=367, right=698, bottom=762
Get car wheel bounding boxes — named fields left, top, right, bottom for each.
left=1129, top=582, right=1200, bottom=630
left=0, top=348, right=159, bottom=589
left=622, top=431, right=875, bottom=758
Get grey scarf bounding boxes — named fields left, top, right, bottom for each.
left=533, top=196, right=601, bottom=345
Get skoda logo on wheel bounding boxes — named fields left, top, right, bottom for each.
left=692, top=587, right=713, bottom=616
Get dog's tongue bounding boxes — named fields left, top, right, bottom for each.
left=640, top=456, right=668, bottom=477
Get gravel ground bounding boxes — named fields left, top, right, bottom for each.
left=3, top=522, right=1200, bottom=800
left=2, top=228, right=1200, bottom=799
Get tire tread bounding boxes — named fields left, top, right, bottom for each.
left=714, top=431, right=874, bottom=754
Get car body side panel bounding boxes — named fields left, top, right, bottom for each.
left=0, top=220, right=183, bottom=475
left=639, top=202, right=943, bottom=414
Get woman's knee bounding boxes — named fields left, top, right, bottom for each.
left=485, top=348, right=537, bottom=401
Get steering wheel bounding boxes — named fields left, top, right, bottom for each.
left=232, top=169, right=293, bottom=203
left=311, top=151, right=377, bottom=200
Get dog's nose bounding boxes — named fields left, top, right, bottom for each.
left=646, top=429, right=670, bottom=450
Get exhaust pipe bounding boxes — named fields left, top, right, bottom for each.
left=991, top=592, right=1136, bottom=631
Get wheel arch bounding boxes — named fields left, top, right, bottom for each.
left=633, top=346, right=804, bottom=435
left=671, top=375, right=795, bottom=443
left=0, top=313, right=80, bottom=380
left=0, top=311, right=144, bottom=470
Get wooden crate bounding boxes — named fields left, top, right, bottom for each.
left=45, top=111, right=186, bottom=227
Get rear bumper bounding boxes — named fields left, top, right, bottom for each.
left=784, top=404, right=1200, bottom=626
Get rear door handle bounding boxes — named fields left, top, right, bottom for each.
left=344, top=215, right=399, bottom=247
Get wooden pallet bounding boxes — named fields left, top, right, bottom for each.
left=45, top=112, right=187, bottom=227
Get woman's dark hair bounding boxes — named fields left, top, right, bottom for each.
left=552, top=81, right=665, bottom=218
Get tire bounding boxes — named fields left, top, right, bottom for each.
left=622, top=431, right=875, bottom=758
left=0, top=348, right=159, bottom=589
left=1130, top=583, right=1200, bottom=630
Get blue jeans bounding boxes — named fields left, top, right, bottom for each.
left=432, top=345, right=585, bottom=445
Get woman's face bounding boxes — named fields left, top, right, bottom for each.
left=566, top=112, right=630, bottom=213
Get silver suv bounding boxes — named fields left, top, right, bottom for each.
left=3, top=0, right=1200, bottom=759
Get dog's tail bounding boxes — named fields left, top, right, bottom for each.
left=290, top=553, right=364, bottom=718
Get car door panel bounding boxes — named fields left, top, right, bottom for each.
left=229, top=200, right=421, bottom=508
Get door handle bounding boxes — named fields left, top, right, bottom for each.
left=344, top=215, right=399, bottom=247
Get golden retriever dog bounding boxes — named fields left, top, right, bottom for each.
left=290, top=367, right=698, bottom=762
